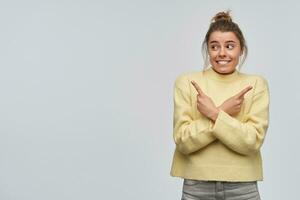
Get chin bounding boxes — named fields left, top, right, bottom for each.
left=213, top=65, right=235, bottom=74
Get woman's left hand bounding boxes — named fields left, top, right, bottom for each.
left=191, top=81, right=219, bottom=121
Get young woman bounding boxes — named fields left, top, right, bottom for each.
left=170, top=11, right=269, bottom=200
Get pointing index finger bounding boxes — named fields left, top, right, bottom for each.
left=191, top=80, right=203, bottom=95
left=236, top=86, right=253, bottom=98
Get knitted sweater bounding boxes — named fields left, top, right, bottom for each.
left=170, top=67, right=270, bottom=182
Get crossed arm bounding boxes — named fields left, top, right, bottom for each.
left=173, top=75, right=270, bottom=156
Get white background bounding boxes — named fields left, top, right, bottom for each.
left=0, top=1, right=299, bottom=199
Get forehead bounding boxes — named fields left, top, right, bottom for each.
left=208, top=31, right=239, bottom=43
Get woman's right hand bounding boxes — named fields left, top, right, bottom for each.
left=218, top=86, right=253, bottom=116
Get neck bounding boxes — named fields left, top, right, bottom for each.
left=204, top=67, right=239, bottom=82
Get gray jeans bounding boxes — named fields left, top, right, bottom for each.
left=181, top=179, right=261, bottom=200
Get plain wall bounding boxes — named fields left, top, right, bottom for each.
left=0, top=1, right=299, bottom=199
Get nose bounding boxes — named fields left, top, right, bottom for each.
left=218, top=47, right=226, bottom=57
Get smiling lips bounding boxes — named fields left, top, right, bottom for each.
left=216, top=60, right=231, bottom=65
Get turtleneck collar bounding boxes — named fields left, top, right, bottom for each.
left=204, top=67, right=240, bottom=82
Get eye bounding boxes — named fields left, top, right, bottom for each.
left=210, top=45, right=219, bottom=50
left=227, top=44, right=235, bottom=50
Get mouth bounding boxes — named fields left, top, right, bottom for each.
left=216, top=60, right=231, bottom=65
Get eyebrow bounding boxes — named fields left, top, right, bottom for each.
left=225, top=40, right=237, bottom=43
left=209, top=40, right=237, bottom=44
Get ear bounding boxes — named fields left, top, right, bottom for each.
left=239, top=49, right=243, bottom=56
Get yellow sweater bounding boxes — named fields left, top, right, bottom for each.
left=170, top=67, right=270, bottom=182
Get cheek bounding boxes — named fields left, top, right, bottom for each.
left=229, top=51, right=240, bottom=60
left=208, top=51, right=217, bottom=59
left=209, top=55, right=216, bottom=63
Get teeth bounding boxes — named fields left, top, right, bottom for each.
left=217, top=61, right=229, bottom=65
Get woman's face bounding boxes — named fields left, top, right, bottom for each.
left=208, top=31, right=242, bottom=74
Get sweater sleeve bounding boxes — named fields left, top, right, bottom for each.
left=211, top=77, right=270, bottom=156
left=172, top=75, right=217, bottom=155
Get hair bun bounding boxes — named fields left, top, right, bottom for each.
left=211, top=11, right=232, bottom=22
